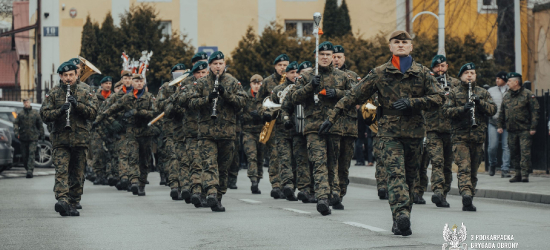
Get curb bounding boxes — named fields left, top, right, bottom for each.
left=349, top=176, right=550, bottom=205
left=0, top=170, right=56, bottom=179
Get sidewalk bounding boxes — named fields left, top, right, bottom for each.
left=0, top=166, right=55, bottom=179
left=348, top=160, right=550, bottom=204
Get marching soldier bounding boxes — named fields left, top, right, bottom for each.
left=444, top=63, right=496, bottom=212
left=191, top=52, right=209, bottom=65
left=91, top=76, right=114, bottom=185
left=13, top=98, right=45, bottom=178
left=497, top=72, right=539, bottom=183
left=292, top=41, right=352, bottom=215
left=94, top=74, right=156, bottom=196
left=321, top=31, right=444, bottom=234
left=332, top=45, right=361, bottom=208
left=259, top=54, right=290, bottom=199
left=241, top=74, right=265, bottom=194
left=40, top=62, right=97, bottom=216
left=188, top=51, right=247, bottom=212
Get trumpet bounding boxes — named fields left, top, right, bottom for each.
left=64, top=81, right=71, bottom=130
left=468, top=81, right=478, bottom=129
left=211, top=72, right=220, bottom=119
left=442, top=73, right=450, bottom=93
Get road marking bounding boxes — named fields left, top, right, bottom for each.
left=283, top=208, right=311, bottom=214
left=239, top=199, right=262, bottom=204
left=343, top=222, right=387, bottom=232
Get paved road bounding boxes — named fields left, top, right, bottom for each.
left=0, top=170, right=547, bottom=250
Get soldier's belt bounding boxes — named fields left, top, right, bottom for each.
left=380, top=107, right=421, bottom=116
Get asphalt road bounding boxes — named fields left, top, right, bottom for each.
left=0, top=170, right=548, bottom=250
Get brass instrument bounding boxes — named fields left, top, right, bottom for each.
left=442, top=73, right=450, bottom=93
left=147, top=70, right=192, bottom=127
left=468, top=81, right=478, bottom=128
left=211, top=72, right=220, bottom=119
left=259, top=73, right=287, bottom=144
left=64, top=81, right=72, bottom=130
left=78, top=56, right=102, bottom=82
left=361, top=100, right=378, bottom=133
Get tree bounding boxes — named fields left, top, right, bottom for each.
left=96, top=12, right=120, bottom=82
left=339, top=0, right=352, bottom=36
left=227, top=26, right=261, bottom=88
left=494, top=0, right=515, bottom=71
left=80, top=15, right=100, bottom=65
left=322, top=0, right=340, bottom=38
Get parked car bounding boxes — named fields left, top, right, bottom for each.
left=0, top=127, right=14, bottom=174
left=0, top=102, right=53, bottom=168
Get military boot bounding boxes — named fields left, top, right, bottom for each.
left=211, top=198, right=225, bottom=212
left=432, top=192, right=449, bottom=208
left=120, top=178, right=130, bottom=190
left=391, top=220, right=402, bottom=235
left=228, top=177, right=238, bottom=189
left=206, top=193, right=218, bottom=207
left=316, top=199, right=331, bottom=216
left=415, top=193, right=426, bottom=204
left=54, top=201, right=70, bottom=216
left=462, top=195, right=476, bottom=211
left=522, top=177, right=529, bottom=182
left=283, top=186, right=298, bottom=201
left=68, top=204, right=80, bottom=216
left=332, top=198, right=345, bottom=210
left=509, top=175, right=522, bottom=183
left=396, top=215, right=412, bottom=236
left=75, top=202, right=82, bottom=209
left=93, top=175, right=102, bottom=185
left=26, top=172, right=33, bottom=178
left=270, top=188, right=282, bottom=199
left=191, top=193, right=203, bottom=208
left=159, top=174, right=167, bottom=185
left=251, top=181, right=261, bottom=194
left=329, top=192, right=341, bottom=207
left=378, top=188, right=388, bottom=200
left=131, top=183, right=139, bottom=195
left=181, top=189, right=191, bottom=201
left=138, top=186, right=146, bottom=196
left=170, top=188, right=183, bottom=200
left=412, top=193, right=419, bottom=204
left=308, top=193, right=318, bottom=203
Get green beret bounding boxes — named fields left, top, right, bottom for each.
left=458, top=62, right=476, bottom=78
left=298, top=61, right=312, bottom=72
left=389, top=30, right=412, bottom=41
left=273, top=54, right=290, bottom=65
left=171, top=63, right=186, bottom=72
left=69, top=57, right=81, bottom=66
left=312, top=41, right=334, bottom=54
left=100, top=76, right=112, bottom=84
left=191, top=52, right=208, bottom=63
left=57, top=62, right=77, bottom=74
left=496, top=71, right=508, bottom=81
left=431, top=55, right=446, bottom=68
left=191, top=61, right=208, bottom=73
left=286, top=61, right=298, bottom=72
left=507, top=72, right=522, bottom=79
left=333, top=45, right=344, bottom=54
left=208, top=51, right=224, bottom=64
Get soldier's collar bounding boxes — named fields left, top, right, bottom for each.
left=385, top=58, right=420, bottom=74
left=338, top=63, right=347, bottom=71
left=318, top=64, right=333, bottom=73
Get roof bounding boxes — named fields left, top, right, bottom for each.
left=0, top=36, right=19, bottom=87
left=12, top=1, right=29, bottom=57
left=534, top=2, right=550, bottom=12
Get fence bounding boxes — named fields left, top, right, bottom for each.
left=531, top=90, right=549, bottom=173
left=0, top=87, right=50, bottom=103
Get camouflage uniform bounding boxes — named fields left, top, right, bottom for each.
left=416, top=75, right=460, bottom=199
left=291, top=65, right=353, bottom=201
left=444, top=81, right=496, bottom=197
left=241, top=89, right=265, bottom=183
left=497, top=87, right=539, bottom=179
left=188, top=71, right=247, bottom=201
left=228, top=114, right=243, bottom=187
left=91, top=90, right=112, bottom=183
left=328, top=58, right=444, bottom=220
left=14, top=106, right=44, bottom=174
left=40, top=81, right=97, bottom=206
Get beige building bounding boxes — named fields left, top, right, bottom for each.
left=533, top=3, right=550, bottom=92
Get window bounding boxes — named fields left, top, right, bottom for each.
left=478, top=0, right=498, bottom=13
left=285, top=20, right=315, bottom=38
left=159, top=21, right=172, bottom=42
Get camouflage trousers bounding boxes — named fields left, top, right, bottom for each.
left=117, top=133, right=130, bottom=181
left=426, top=132, right=453, bottom=197
left=508, top=131, right=532, bottom=178
left=243, top=131, right=264, bottom=182
left=171, top=139, right=190, bottom=190
left=452, top=140, right=483, bottom=197
left=199, top=139, right=234, bottom=198
left=186, top=137, right=203, bottom=194
left=128, top=136, right=152, bottom=187
left=267, top=137, right=281, bottom=189
left=305, top=133, right=341, bottom=200
left=91, top=134, right=110, bottom=178
left=278, top=135, right=296, bottom=189
left=53, top=146, right=87, bottom=205
left=107, top=140, right=118, bottom=179
left=20, top=140, right=37, bottom=173
left=157, top=137, right=170, bottom=178
left=165, top=137, right=179, bottom=188
left=228, top=136, right=240, bottom=180
left=373, top=136, right=387, bottom=191
left=338, top=136, right=356, bottom=198
left=294, top=134, right=313, bottom=194
left=413, top=142, right=429, bottom=196
left=379, top=137, right=422, bottom=220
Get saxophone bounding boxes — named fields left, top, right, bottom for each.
left=259, top=73, right=288, bottom=144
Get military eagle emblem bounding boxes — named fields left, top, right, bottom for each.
left=442, top=223, right=468, bottom=250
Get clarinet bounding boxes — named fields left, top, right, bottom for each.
left=468, top=81, right=478, bottom=129
left=64, top=81, right=72, bottom=130
left=211, top=72, right=220, bottom=119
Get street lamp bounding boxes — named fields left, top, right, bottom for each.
left=411, top=0, right=446, bottom=56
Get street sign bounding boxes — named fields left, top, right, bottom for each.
left=43, top=27, right=58, bottom=37
left=198, top=46, right=218, bottom=57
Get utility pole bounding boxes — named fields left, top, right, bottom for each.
left=36, top=0, right=42, bottom=103
left=514, top=0, right=521, bottom=74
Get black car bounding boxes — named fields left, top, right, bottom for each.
left=0, top=102, right=52, bottom=168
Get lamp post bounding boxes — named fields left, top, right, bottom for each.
left=411, top=0, right=445, bottom=56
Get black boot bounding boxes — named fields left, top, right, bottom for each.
left=170, top=188, right=183, bottom=200
left=522, top=176, right=529, bottom=182
left=251, top=181, right=261, bottom=194
left=228, top=177, right=238, bottom=189
left=412, top=193, right=419, bottom=204
left=283, top=186, right=298, bottom=201
left=509, top=175, right=522, bottom=183
left=181, top=189, right=191, bottom=200
left=206, top=193, right=218, bottom=207
left=211, top=199, right=226, bottom=212
left=489, top=165, right=495, bottom=176
left=329, top=192, right=342, bottom=207
left=75, top=202, right=82, bottom=209
left=415, top=194, right=426, bottom=204
left=396, top=215, right=412, bottom=236
left=501, top=170, right=511, bottom=178
left=131, top=183, right=139, bottom=195
left=378, top=188, right=388, bottom=200
left=277, top=188, right=286, bottom=199
left=316, top=199, right=331, bottom=216
left=120, top=178, right=129, bottom=190
left=308, top=193, right=318, bottom=203
left=191, top=193, right=203, bottom=208
left=26, top=172, right=33, bottom=178
left=462, top=195, right=476, bottom=211
left=432, top=193, right=449, bottom=208
left=68, top=204, right=80, bottom=216
left=54, top=201, right=70, bottom=216
left=138, top=186, right=146, bottom=196
left=93, top=175, right=102, bottom=185
left=391, top=220, right=402, bottom=235
left=160, top=174, right=167, bottom=185
left=271, top=188, right=282, bottom=199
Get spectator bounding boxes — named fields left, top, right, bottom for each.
left=487, top=71, right=511, bottom=177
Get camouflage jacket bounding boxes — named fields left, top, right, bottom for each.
left=40, top=82, right=97, bottom=148
left=188, top=71, right=247, bottom=140
left=14, top=107, right=44, bottom=141
left=497, top=87, right=539, bottom=132
left=103, top=86, right=134, bottom=132
left=258, top=72, right=284, bottom=99
left=328, top=58, right=444, bottom=139
left=266, top=78, right=298, bottom=139
left=443, top=81, right=496, bottom=143
left=173, top=76, right=200, bottom=139
left=98, top=90, right=156, bottom=138
left=241, top=89, right=264, bottom=133
left=281, top=78, right=303, bottom=137
left=94, top=90, right=113, bottom=140
left=422, top=75, right=459, bottom=133
left=338, top=64, right=361, bottom=137
left=156, top=82, right=178, bottom=137
left=291, top=65, right=352, bottom=136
